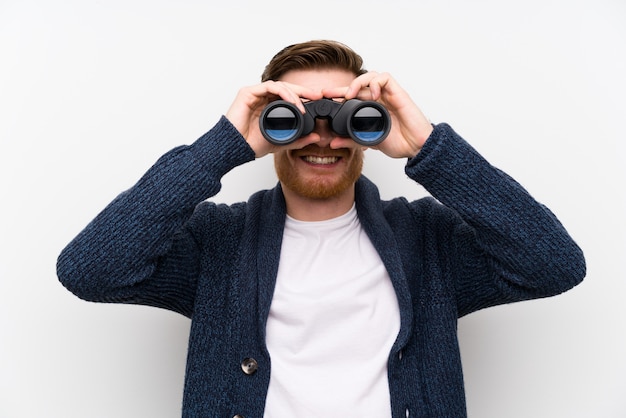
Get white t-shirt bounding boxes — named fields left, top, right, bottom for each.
left=264, top=205, right=401, bottom=417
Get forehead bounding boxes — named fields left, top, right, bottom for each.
left=279, top=69, right=356, bottom=90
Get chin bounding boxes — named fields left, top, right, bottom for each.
left=289, top=177, right=353, bottom=200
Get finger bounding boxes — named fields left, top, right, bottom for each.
left=365, top=72, right=395, bottom=101
left=251, top=81, right=304, bottom=112
left=344, top=71, right=381, bottom=100
left=320, top=85, right=352, bottom=99
left=320, top=72, right=376, bottom=100
left=322, top=71, right=391, bottom=102
left=263, top=81, right=324, bottom=112
left=238, top=82, right=301, bottom=114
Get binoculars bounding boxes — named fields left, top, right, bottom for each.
left=259, top=99, right=391, bottom=146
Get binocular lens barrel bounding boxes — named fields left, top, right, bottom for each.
left=260, top=99, right=390, bottom=146
left=262, top=106, right=301, bottom=143
left=350, top=107, right=387, bottom=143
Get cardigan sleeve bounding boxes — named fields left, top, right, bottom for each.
left=405, top=123, right=586, bottom=316
left=56, top=116, right=256, bottom=317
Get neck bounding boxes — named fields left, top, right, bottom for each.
left=281, top=184, right=356, bottom=221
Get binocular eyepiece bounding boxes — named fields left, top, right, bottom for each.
left=259, top=98, right=391, bottom=146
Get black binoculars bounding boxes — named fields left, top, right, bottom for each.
left=259, top=99, right=391, bottom=146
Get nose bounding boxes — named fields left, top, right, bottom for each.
left=312, top=118, right=336, bottom=146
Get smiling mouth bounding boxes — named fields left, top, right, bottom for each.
left=302, top=156, right=340, bottom=165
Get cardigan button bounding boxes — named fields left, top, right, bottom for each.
left=233, top=415, right=244, bottom=418
left=241, top=357, right=258, bottom=375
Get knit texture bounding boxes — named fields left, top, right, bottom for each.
left=57, top=117, right=585, bottom=417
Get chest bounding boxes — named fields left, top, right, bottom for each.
left=263, top=213, right=401, bottom=415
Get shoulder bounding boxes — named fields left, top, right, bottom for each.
left=186, top=186, right=283, bottom=237
left=381, top=196, right=463, bottom=234
left=356, top=175, right=461, bottom=228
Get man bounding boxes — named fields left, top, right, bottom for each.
left=57, top=40, right=585, bottom=417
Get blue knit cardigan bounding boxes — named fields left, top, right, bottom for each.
left=57, top=116, right=585, bottom=417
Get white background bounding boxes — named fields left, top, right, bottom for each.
left=1, top=0, right=624, bottom=417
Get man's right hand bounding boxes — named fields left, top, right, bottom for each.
left=225, top=81, right=324, bottom=158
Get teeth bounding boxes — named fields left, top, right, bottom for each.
left=303, top=156, right=339, bottom=165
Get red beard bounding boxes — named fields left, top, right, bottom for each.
left=274, top=145, right=364, bottom=200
